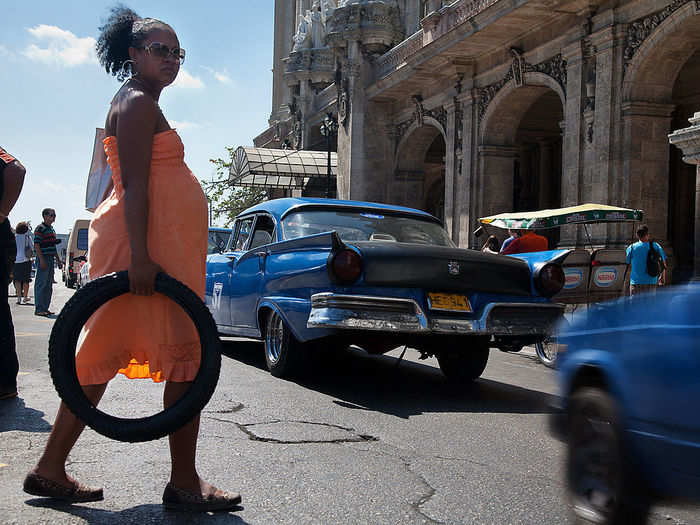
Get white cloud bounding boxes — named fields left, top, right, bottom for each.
left=202, top=66, right=233, bottom=85
left=214, top=71, right=232, bottom=85
left=172, top=68, right=205, bottom=89
left=169, top=120, right=201, bottom=130
left=23, top=24, right=96, bottom=67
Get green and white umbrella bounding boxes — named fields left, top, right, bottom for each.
left=479, top=203, right=643, bottom=230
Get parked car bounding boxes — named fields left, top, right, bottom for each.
left=550, top=284, right=700, bottom=524
left=76, top=256, right=90, bottom=289
left=208, top=227, right=232, bottom=255
left=64, top=219, right=90, bottom=288
left=205, top=198, right=568, bottom=380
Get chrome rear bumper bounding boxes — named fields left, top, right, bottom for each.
left=307, top=293, right=564, bottom=336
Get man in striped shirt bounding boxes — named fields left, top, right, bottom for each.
left=33, top=208, right=63, bottom=316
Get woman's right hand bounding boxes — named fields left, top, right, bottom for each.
left=128, top=256, right=163, bottom=296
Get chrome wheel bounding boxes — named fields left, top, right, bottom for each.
left=535, top=338, right=559, bottom=368
left=265, top=311, right=284, bottom=365
left=263, top=309, right=306, bottom=378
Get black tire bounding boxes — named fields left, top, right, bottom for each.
left=49, top=271, right=221, bottom=443
left=436, top=339, right=489, bottom=383
left=263, top=309, right=307, bottom=378
left=567, top=387, right=650, bottom=524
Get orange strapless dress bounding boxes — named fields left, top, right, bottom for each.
left=75, top=130, right=208, bottom=385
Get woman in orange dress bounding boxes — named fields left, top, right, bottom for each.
left=24, top=7, right=241, bottom=511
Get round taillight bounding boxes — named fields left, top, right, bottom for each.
left=330, top=249, right=362, bottom=284
left=535, top=263, right=565, bottom=298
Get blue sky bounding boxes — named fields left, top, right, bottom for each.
left=1, top=1, right=274, bottom=232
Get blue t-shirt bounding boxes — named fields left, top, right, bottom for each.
left=626, top=241, right=666, bottom=285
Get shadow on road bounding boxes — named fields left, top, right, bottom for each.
left=25, top=500, right=249, bottom=524
left=0, top=397, right=52, bottom=433
left=220, top=340, right=556, bottom=419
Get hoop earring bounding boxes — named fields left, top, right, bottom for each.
left=117, top=59, right=135, bottom=82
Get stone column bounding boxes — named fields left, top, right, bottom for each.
left=456, top=90, right=476, bottom=248
left=444, top=102, right=456, bottom=237
left=477, top=145, right=519, bottom=218
left=339, top=41, right=367, bottom=200
left=621, top=102, right=675, bottom=247
left=537, top=139, right=553, bottom=208
left=271, top=0, right=297, bottom=124
left=560, top=40, right=584, bottom=247
left=669, top=112, right=700, bottom=280
left=587, top=24, right=626, bottom=245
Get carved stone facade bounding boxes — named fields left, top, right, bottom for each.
left=257, top=0, right=700, bottom=282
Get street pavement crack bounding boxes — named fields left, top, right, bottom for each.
left=402, top=458, right=445, bottom=525
left=346, top=443, right=445, bottom=524
left=203, top=401, right=244, bottom=414
left=231, top=419, right=378, bottom=444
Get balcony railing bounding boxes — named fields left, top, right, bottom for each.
left=374, top=31, right=424, bottom=79
left=373, top=0, right=501, bottom=80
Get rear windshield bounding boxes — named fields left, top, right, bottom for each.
left=281, top=209, right=454, bottom=247
left=77, top=229, right=89, bottom=251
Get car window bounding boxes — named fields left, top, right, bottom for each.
left=207, top=229, right=232, bottom=254
left=249, top=215, right=275, bottom=250
left=234, top=218, right=254, bottom=251
left=77, top=229, right=89, bottom=251
left=281, top=209, right=454, bottom=247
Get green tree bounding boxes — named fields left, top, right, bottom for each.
left=204, top=146, right=268, bottom=227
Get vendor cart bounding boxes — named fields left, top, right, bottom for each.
left=479, top=203, right=644, bottom=367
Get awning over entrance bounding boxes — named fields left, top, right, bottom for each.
left=229, top=146, right=337, bottom=189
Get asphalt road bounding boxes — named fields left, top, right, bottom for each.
left=1, top=274, right=698, bottom=524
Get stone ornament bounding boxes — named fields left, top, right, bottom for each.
left=624, top=0, right=700, bottom=70
left=477, top=53, right=568, bottom=121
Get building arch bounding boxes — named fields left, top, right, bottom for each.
left=476, top=74, right=565, bottom=246
left=390, top=120, right=446, bottom=218
left=622, top=2, right=700, bottom=103
left=621, top=3, right=700, bottom=281
left=394, top=117, right=446, bottom=169
left=479, top=72, right=565, bottom=145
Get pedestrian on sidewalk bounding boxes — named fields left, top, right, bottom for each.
left=24, top=6, right=241, bottom=511
left=626, top=224, right=667, bottom=295
left=33, top=208, right=63, bottom=316
left=13, top=221, right=33, bottom=304
left=0, top=145, right=27, bottom=401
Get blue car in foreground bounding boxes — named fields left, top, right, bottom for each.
left=206, top=198, right=568, bottom=380
left=551, top=284, right=700, bottom=524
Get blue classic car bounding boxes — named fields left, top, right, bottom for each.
left=551, top=284, right=700, bottom=524
left=205, top=198, right=568, bottom=380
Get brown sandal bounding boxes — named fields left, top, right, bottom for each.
left=162, top=482, right=241, bottom=512
left=23, top=472, right=104, bottom=503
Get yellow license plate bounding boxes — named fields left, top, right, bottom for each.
left=427, top=293, right=472, bottom=312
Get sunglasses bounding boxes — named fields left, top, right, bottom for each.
left=139, top=42, right=186, bottom=64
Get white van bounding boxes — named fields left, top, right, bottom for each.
left=63, top=219, right=90, bottom=288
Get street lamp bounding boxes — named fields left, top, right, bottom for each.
left=319, top=112, right=338, bottom=199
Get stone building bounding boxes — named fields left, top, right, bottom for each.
left=254, top=0, right=700, bottom=282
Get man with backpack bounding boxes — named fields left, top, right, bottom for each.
left=626, top=224, right=667, bottom=295
left=0, top=146, right=26, bottom=400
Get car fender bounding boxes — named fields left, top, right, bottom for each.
left=257, top=296, right=335, bottom=343
left=557, top=347, right=629, bottom=421
left=507, top=249, right=571, bottom=295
